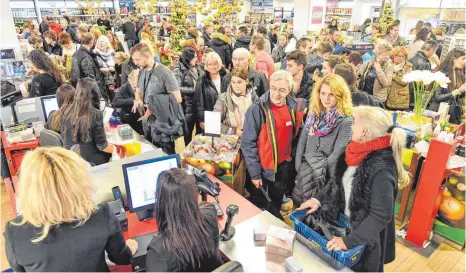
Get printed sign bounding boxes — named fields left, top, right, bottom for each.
left=311, top=6, right=323, bottom=24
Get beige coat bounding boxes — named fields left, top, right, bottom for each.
left=386, top=61, right=413, bottom=109
left=360, top=60, right=394, bottom=103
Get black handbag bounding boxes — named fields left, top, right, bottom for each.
left=260, top=186, right=284, bottom=221
left=303, top=214, right=348, bottom=241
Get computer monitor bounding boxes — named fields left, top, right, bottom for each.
left=122, top=154, right=180, bottom=221
left=40, top=95, right=59, bottom=122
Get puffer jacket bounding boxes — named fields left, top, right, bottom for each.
left=208, top=33, right=233, bottom=69
left=213, top=87, right=258, bottom=135
left=221, top=67, right=269, bottom=97
left=386, top=61, right=412, bottom=109
left=71, top=46, right=101, bottom=87
left=292, top=116, right=353, bottom=205
left=194, top=68, right=229, bottom=124
left=359, top=60, right=394, bottom=103
left=241, top=93, right=307, bottom=182
left=173, top=61, right=200, bottom=124
left=234, top=35, right=252, bottom=50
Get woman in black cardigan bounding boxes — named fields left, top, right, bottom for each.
left=146, top=169, right=223, bottom=272
left=299, top=106, right=410, bottom=272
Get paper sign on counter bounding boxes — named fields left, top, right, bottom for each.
left=204, top=111, right=221, bottom=136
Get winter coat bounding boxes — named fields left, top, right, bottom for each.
left=316, top=148, right=397, bottom=272
left=112, top=82, right=140, bottom=123
left=268, top=32, right=278, bottom=52
left=213, top=87, right=258, bottom=135
left=208, top=33, right=233, bottom=69
left=122, top=22, right=137, bottom=41
left=64, top=26, right=78, bottom=43
left=173, top=61, right=200, bottom=125
left=408, top=51, right=431, bottom=71
left=292, top=116, right=352, bottom=205
left=44, top=41, right=63, bottom=56
left=359, top=60, right=394, bottom=103
left=305, top=54, right=324, bottom=74
left=428, top=69, right=465, bottom=124
left=221, top=68, right=269, bottom=98
left=272, top=44, right=287, bottom=63
left=241, top=93, right=307, bottom=182
left=94, top=48, right=116, bottom=86
left=351, top=89, right=385, bottom=108
left=194, top=68, right=229, bottom=124
left=202, top=30, right=211, bottom=44
left=120, top=58, right=137, bottom=86
left=292, top=72, right=314, bottom=100
left=386, top=61, right=412, bottom=109
left=71, top=46, right=101, bottom=87
left=234, top=36, right=252, bottom=50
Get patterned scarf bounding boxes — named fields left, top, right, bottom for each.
left=305, top=108, right=343, bottom=137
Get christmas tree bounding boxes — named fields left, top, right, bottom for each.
left=379, top=0, right=395, bottom=30
left=169, top=0, right=193, bottom=55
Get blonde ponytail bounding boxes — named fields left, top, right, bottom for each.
left=390, top=127, right=410, bottom=188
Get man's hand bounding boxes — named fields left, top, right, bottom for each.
left=252, top=179, right=262, bottom=189
left=132, top=100, right=143, bottom=113
left=298, top=199, right=320, bottom=215
left=326, top=237, right=348, bottom=251
left=125, top=239, right=139, bottom=255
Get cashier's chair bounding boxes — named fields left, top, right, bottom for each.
left=213, top=261, right=243, bottom=272
left=39, top=129, right=63, bottom=147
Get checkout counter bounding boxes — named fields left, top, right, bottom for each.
left=92, top=150, right=352, bottom=272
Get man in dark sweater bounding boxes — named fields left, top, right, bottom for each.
left=234, top=26, right=252, bottom=50
left=97, top=11, right=111, bottom=31
left=113, top=70, right=143, bottom=135
left=122, top=19, right=137, bottom=50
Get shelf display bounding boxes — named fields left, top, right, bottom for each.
left=250, top=0, right=273, bottom=17
left=325, top=7, right=352, bottom=23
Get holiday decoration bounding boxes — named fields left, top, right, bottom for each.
left=169, top=0, right=194, bottom=55
left=134, top=0, right=160, bottom=14
left=77, top=0, right=103, bottom=15
left=379, top=0, right=395, bottom=30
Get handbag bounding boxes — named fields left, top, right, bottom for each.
left=303, top=213, right=348, bottom=241
left=260, top=186, right=284, bottom=221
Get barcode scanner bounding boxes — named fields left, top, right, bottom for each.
left=220, top=204, right=239, bottom=241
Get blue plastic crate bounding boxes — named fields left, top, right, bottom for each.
left=290, top=210, right=366, bottom=268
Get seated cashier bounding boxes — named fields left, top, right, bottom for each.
left=213, top=67, right=258, bottom=137
left=146, top=169, right=224, bottom=272
left=4, top=147, right=138, bottom=272
left=299, top=106, right=410, bottom=272
left=61, top=77, right=114, bottom=166
left=47, top=84, right=75, bottom=133
left=27, top=50, right=64, bottom=98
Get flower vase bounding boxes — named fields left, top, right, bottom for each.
left=413, top=107, right=424, bottom=126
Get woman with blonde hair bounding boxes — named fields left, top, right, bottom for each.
left=293, top=74, right=353, bottom=205
left=90, top=25, right=103, bottom=43
left=359, top=40, right=394, bottom=103
left=4, top=147, right=138, bottom=271
left=299, top=106, right=409, bottom=272
left=141, top=25, right=155, bottom=42
left=106, top=30, right=124, bottom=52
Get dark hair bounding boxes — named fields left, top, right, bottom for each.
left=325, top=55, right=348, bottom=70
left=58, top=32, right=72, bottom=46
left=334, top=63, right=356, bottom=89
left=61, top=77, right=98, bottom=142
left=257, top=26, right=267, bottom=35
left=238, top=26, right=248, bottom=35
left=364, top=18, right=371, bottom=25
left=421, top=40, right=438, bottom=51
left=217, top=27, right=225, bottom=34
left=329, top=29, right=340, bottom=36
left=348, top=52, right=362, bottom=66
left=80, top=33, right=94, bottom=45
left=424, top=22, right=432, bottom=28
left=286, top=50, right=307, bottom=67
left=415, top=28, right=429, bottom=42
left=28, top=50, right=64, bottom=84
left=28, top=35, right=43, bottom=49
left=386, top=20, right=400, bottom=35
left=316, top=42, right=334, bottom=54
left=44, top=30, right=57, bottom=41
left=296, top=37, right=311, bottom=50
left=435, top=48, right=465, bottom=91
left=130, top=43, right=153, bottom=57
left=181, top=47, right=196, bottom=68
left=155, top=169, right=217, bottom=270
left=50, top=84, right=75, bottom=131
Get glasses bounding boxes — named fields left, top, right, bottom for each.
left=232, top=57, right=247, bottom=62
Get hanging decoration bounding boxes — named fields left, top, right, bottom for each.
left=379, top=0, right=395, bottom=31
left=169, top=0, right=195, bottom=55
left=195, top=0, right=244, bottom=26
left=77, top=0, right=103, bottom=15
left=134, top=0, right=160, bottom=14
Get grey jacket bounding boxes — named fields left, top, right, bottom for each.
left=292, top=116, right=353, bottom=205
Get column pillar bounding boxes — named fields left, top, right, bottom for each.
left=2, top=0, right=21, bottom=57
left=293, top=0, right=310, bottom=37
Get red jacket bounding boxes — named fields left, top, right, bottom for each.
left=49, top=22, right=63, bottom=35
left=241, top=93, right=307, bottom=182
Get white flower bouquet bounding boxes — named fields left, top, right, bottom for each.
left=402, top=70, right=451, bottom=124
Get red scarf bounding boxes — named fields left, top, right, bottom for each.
left=345, top=135, right=391, bottom=166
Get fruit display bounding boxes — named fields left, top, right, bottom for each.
left=183, top=135, right=241, bottom=182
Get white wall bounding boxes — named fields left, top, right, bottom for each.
left=351, top=0, right=381, bottom=27
left=293, top=0, right=310, bottom=37
left=2, top=0, right=21, bottom=56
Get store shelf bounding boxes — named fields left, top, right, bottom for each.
left=326, top=13, right=352, bottom=16
left=13, top=16, right=38, bottom=18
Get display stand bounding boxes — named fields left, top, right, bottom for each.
left=406, top=139, right=453, bottom=247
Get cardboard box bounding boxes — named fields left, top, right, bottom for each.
left=265, top=225, right=296, bottom=257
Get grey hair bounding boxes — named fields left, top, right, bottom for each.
left=233, top=47, right=250, bottom=56
left=422, top=40, right=438, bottom=51
left=270, top=70, right=294, bottom=91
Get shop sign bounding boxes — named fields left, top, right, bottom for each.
left=311, top=6, right=323, bottom=24
left=440, top=9, right=465, bottom=22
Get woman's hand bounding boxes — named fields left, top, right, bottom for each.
left=125, top=239, right=139, bottom=255
left=298, top=199, right=320, bottom=215
left=252, top=179, right=262, bottom=189
left=459, top=83, right=465, bottom=94
left=109, top=66, right=115, bottom=72
left=235, top=128, right=243, bottom=137
left=100, top=67, right=110, bottom=73
left=373, top=61, right=381, bottom=71
left=326, top=237, right=348, bottom=251
left=132, top=100, right=143, bottom=113
left=200, top=122, right=205, bottom=129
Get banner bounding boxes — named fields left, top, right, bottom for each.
left=311, top=6, right=323, bottom=24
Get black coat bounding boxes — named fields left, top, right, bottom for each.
left=221, top=67, right=269, bottom=97
left=71, top=46, right=101, bottom=87
left=234, top=36, right=252, bottom=50
left=65, top=26, right=78, bottom=43
left=194, top=68, right=228, bottom=124
left=208, top=33, right=233, bottom=69
left=113, top=82, right=139, bottom=121
left=202, top=30, right=211, bottom=44
left=428, top=69, right=465, bottom=124
left=120, top=58, right=137, bottom=86
left=44, top=41, right=63, bottom=56
left=269, top=32, right=278, bottom=51
left=351, top=89, right=385, bottom=108
left=173, top=61, right=200, bottom=124
left=408, top=51, right=431, bottom=71
left=122, top=22, right=137, bottom=41
left=294, top=72, right=314, bottom=99
left=316, top=148, right=397, bottom=272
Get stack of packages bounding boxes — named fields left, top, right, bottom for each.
left=260, top=225, right=303, bottom=272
